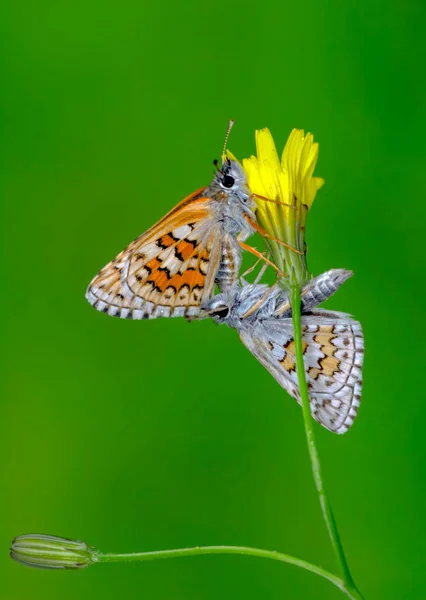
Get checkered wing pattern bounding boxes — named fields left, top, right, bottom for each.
left=86, top=191, right=223, bottom=319
left=240, top=311, right=364, bottom=433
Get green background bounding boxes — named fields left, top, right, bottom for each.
left=2, top=0, right=426, bottom=598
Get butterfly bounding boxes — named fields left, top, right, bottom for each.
left=202, top=269, right=364, bottom=433
left=86, top=124, right=295, bottom=320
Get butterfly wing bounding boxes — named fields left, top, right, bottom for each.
left=86, top=189, right=224, bottom=319
left=239, top=311, right=364, bottom=433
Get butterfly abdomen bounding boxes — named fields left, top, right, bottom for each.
left=300, top=269, right=353, bottom=313
left=214, top=235, right=241, bottom=292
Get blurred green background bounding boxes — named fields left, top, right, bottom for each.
left=2, top=0, right=426, bottom=598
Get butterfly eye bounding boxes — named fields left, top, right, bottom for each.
left=221, top=174, right=235, bottom=188
left=212, top=306, right=229, bottom=318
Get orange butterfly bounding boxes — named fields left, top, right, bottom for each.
left=86, top=125, right=299, bottom=320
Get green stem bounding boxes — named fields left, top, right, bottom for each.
left=290, top=284, right=364, bottom=600
left=98, top=545, right=352, bottom=595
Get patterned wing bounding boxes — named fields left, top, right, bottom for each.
left=239, top=311, right=364, bottom=433
left=86, top=190, right=223, bottom=319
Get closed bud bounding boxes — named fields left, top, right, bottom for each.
left=11, top=534, right=99, bottom=569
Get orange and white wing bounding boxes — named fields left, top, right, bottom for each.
left=86, top=189, right=223, bottom=319
left=239, top=311, right=364, bottom=434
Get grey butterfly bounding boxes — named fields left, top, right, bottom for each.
left=202, top=269, right=364, bottom=434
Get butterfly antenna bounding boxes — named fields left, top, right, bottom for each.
left=222, top=119, right=235, bottom=158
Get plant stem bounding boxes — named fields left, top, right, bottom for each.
left=98, top=545, right=348, bottom=594
left=290, top=284, right=364, bottom=600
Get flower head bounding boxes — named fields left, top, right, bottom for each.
left=10, top=534, right=99, bottom=569
left=231, top=128, right=324, bottom=288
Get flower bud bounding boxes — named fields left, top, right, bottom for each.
left=11, top=534, right=99, bottom=569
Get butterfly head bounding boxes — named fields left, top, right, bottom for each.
left=213, top=158, right=253, bottom=210
left=202, top=282, right=272, bottom=326
left=202, top=291, right=235, bottom=324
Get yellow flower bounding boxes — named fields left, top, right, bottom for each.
left=231, top=128, right=324, bottom=287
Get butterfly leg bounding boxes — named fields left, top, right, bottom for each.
left=237, top=236, right=286, bottom=279
left=240, top=282, right=280, bottom=319
left=239, top=252, right=270, bottom=284
left=253, top=193, right=296, bottom=209
left=253, top=258, right=270, bottom=285
left=239, top=255, right=263, bottom=283
left=243, top=213, right=305, bottom=255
